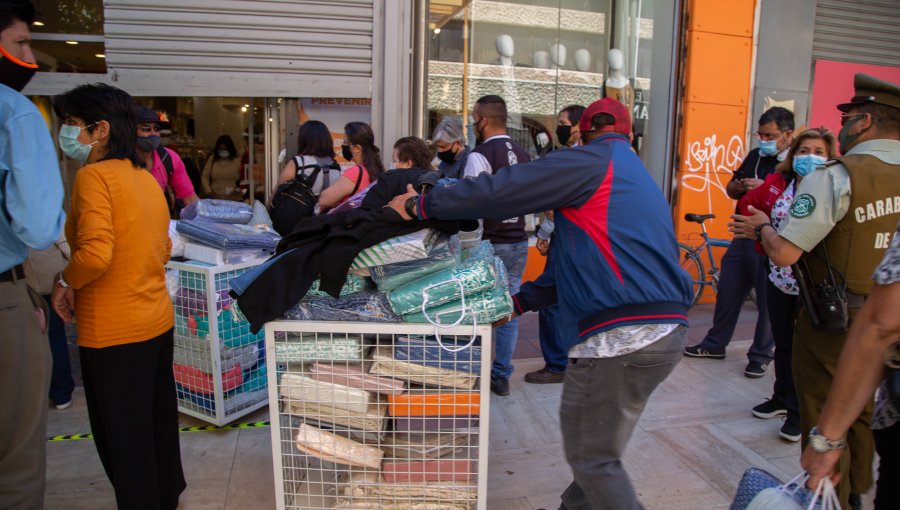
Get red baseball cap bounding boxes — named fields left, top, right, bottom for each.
left=579, top=97, right=631, bottom=134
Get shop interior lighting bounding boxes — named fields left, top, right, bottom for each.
left=65, top=40, right=78, bottom=45
left=32, top=20, right=44, bottom=26
left=94, top=53, right=105, bottom=58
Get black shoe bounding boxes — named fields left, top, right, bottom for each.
left=779, top=414, right=801, bottom=442
left=752, top=398, right=787, bottom=419
left=744, top=361, right=768, bottom=378
left=490, top=375, right=510, bottom=396
left=683, top=344, right=726, bottom=359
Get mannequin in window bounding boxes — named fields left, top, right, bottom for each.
left=605, top=48, right=634, bottom=115
left=550, top=43, right=567, bottom=70
left=493, top=34, right=515, bottom=67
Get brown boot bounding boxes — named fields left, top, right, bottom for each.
left=524, top=368, right=565, bottom=384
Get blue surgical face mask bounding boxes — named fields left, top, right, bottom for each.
left=758, top=139, right=779, bottom=157
left=58, top=123, right=99, bottom=162
left=792, top=154, right=827, bottom=177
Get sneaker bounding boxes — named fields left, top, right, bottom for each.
left=524, top=368, right=565, bottom=384
left=752, top=399, right=787, bottom=419
left=779, top=415, right=801, bottom=442
left=55, top=400, right=73, bottom=410
left=744, top=361, right=768, bottom=378
left=490, top=375, right=510, bottom=396
left=683, top=344, right=726, bottom=359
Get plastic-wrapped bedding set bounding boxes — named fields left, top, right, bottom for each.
left=179, top=199, right=254, bottom=224
left=176, top=220, right=280, bottom=251
left=370, top=235, right=461, bottom=291
left=284, top=292, right=400, bottom=323
left=386, top=257, right=499, bottom=316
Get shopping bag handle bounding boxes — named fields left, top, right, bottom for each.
left=420, top=278, right=478, bottom=352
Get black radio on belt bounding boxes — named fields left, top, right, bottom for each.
left=792, top=245, right=849, bottom=334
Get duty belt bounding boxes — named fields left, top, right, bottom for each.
left=0, top=264, right=25, bottom=283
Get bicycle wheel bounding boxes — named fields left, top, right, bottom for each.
left=678, top=243, right=705, bottom=308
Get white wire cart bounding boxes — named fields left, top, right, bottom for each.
left=266, top=320, right=493, bottom=510
left=167, top=260, right=269, bottom=425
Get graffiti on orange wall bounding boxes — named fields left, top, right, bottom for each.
left=681, top=134, right=745, bottom=213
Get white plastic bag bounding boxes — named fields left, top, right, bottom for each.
left=745, top=473, right=807, bottom=510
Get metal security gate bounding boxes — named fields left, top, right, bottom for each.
left=103, top=0, right=376, bottom=97
left=813, top=0, right=900, bottom=67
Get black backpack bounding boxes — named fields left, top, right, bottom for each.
left=270, top=156, right=339, bottom=235
left=157, top=146, right=181, bottom=219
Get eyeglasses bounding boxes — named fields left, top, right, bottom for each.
left=138, top=124, right=161, bottom=134
left=839, top=113, right=871, bottom=126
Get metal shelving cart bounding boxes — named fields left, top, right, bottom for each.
left=266, top=320, right=492, bottom=510
left=167, top=259, right=269, bottom=425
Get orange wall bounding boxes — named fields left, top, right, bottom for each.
left=672, top=0, right=756, bottom=302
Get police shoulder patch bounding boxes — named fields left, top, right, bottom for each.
left=790, top=193, right=816, bottom=218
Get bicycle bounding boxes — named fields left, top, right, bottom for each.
left=678, top=213, right=733, bottom=308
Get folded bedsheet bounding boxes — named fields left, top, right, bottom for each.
left=350, top=228, right=439, bottom=269
left=369, top=347, right=476, bottom=390
left=179, top=199, right=253, bottom=224
left=378, top=432, right=469, bottom=460
left=392, top=337, right=481, bottom=374
left=341, top=472, right=476, bottom=505
left=386, top=258, right=497, bottom=316
left=284, top=292, right=400, bottom=323
left=173, top=363, right=243, bottom=394
left=294, top=423, right=383, bottom=469
left=393, top=416, right=480, bottom=433
left=173, top=341, right=257, bottom=372
left=176, top=220, right=280, bottom=251
left=370, top=235, right=460, bottom=292
left=284, top=400, right=388, bottom=435
left=274, top=333, right=366, bottom=362
left=381, top=459, right=476, bottom=483
left=279, top=373, right=374, bottom=414
left=309, top=362, right=407, bottom=396
left=387, top=393, right=480, bottom=417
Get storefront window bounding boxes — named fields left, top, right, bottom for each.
left=29, top=0, right=107, bottom=73
left=427, top=0, right=667, bottom=159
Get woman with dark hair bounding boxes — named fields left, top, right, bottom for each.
left=392, top=136, right=434, bottom=170
left=319, top=121, right=385, bottom=208
left=201, top=134, right=242, bottom=200
left=274, top=119, right=340, bottom=197
left=50, top=83, right=186, bottom=508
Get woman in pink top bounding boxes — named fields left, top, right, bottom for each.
left=319, top=121, right=386, bottom=209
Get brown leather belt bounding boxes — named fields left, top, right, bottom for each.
left=0, top=264, right=25, bottom=283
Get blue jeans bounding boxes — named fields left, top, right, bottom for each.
left=698, top=238, right=774, bottom=363
left=43, top=294, right=74, bottom=405
left=559, top=326, right=687, bottom=510
left=538, top=241, right=568, bottom=373
left=491, top=240, right=528, bottom=379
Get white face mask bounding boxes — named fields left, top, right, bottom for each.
left=217, top=150, right=230, bottom=159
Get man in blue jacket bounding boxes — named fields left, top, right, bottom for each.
left=389, top=97, right=693, bottom=509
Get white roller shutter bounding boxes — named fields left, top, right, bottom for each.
left=813, top=0, right=900, bottom=67
left=104, top=0, right=375, bottom=97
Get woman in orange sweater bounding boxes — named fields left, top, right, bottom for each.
left=50, top=84, right=185, bottom=509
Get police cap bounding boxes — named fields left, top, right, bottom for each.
left=837, top=73, right=900, bottom=112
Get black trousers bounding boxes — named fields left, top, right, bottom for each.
left=874, top=421, right=900, bottom=510
left=765, top=280, right=799, bottom=418
left=80, top=328, right=186, bottom=509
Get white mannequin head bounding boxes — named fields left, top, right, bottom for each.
left=574, top=48, right=591, bottom=72
left=532, top=50, right=550, bottom=69
left=496, top=34, right=515, bottom=58
left=550, top=43, right=567, bottom=68
left=606, top=48, right=628, bottom=87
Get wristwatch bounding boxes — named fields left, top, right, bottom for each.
left=809, top=427, right=845, bottom=453
left=754, top=222, right=773, bottom=241
left=55, top=272, right=70, bottom=288
left=404, top=196, right=418, bottom=219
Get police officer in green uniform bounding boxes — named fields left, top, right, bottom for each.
left=731, top=73, right=900, bottom=510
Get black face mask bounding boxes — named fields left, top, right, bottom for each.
left=437, top=146, right=457, bottom=164
left=0, top=55, right=37, bottom=92
left=556, top=125, right=572, bottom=146
left=341, top=144, right=354, bottom=162
left=137, top=135, right=160, bottom=152
left=473, top=118, right=485, bottom=145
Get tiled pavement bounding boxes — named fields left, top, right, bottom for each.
left=43, top=303, right=877, bottom=509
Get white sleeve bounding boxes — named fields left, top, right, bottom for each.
left=463, top=152, right=491, bottom=179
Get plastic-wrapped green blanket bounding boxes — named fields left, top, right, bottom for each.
left=274, top=332, right=366, bottom=362
left=402, top=256, right=511, bottom=325
left=305, top=274, right=372, bottom=298
left=387, top=257, right=498, bottom=316
left=284, top=291, right=400, bottom=323
left=371, top=236, right=461, bottom=291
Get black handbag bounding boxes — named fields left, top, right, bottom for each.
left=792, top=244, right=849, bottom=334
left=886, top=343, right=900, bottom=405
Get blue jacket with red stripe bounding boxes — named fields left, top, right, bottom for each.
left=417, top=133, right=692, bottom=346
